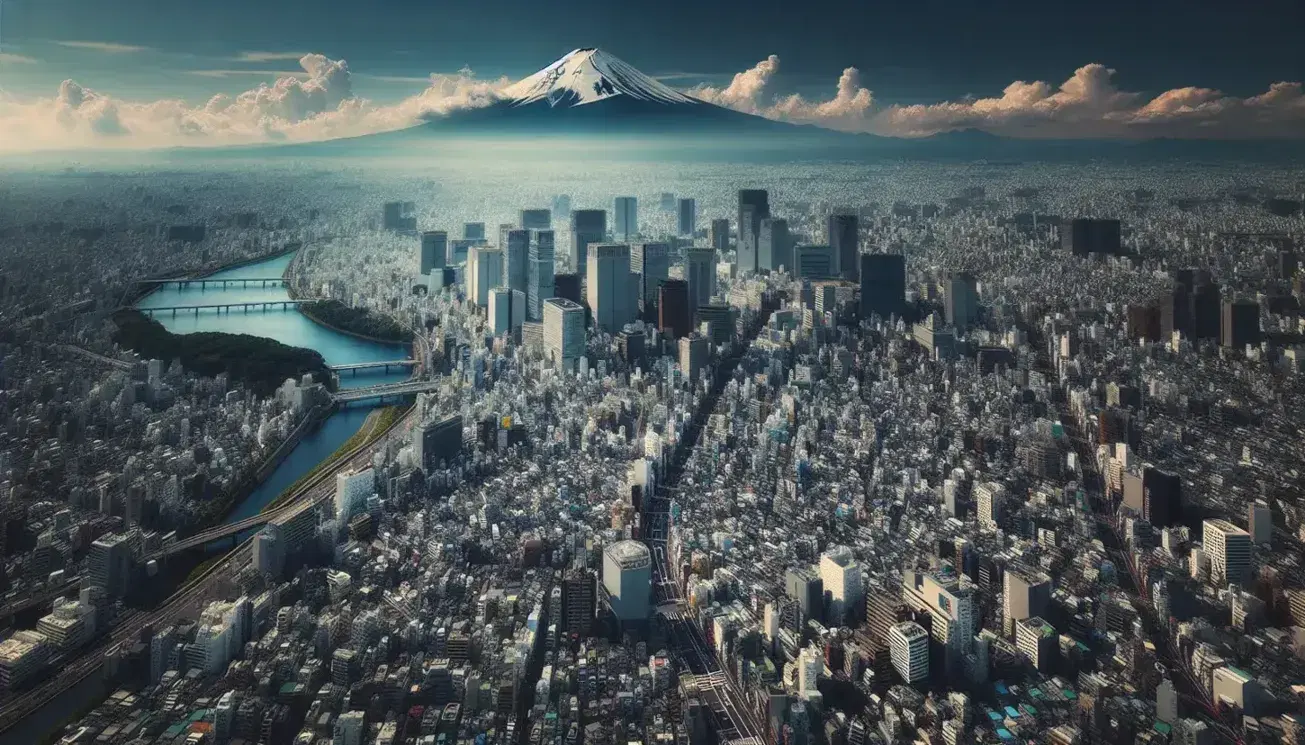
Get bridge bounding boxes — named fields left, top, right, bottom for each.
left=140, top=300, right=306, bottom=316
left=136, top=277, right=288, bottom=289
left=328, top=359, right=418, bottom=375
left=144, top=511, right=286, bottom=561
left=330, top=379, right=442, bottom=403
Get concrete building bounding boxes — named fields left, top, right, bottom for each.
left=543, top=298, right=586, bottom=371
left=887, top=621, right=929, bottom=684
left=88, top=532, right=132, bottom=598
left=631, top=242, right=671, bottom=313
left=902, top=570, right=976, bottom=666
left=678, top=334, right=708, bottom=384
left=1203, top=518, right=1252, bottom=586
left=252, top=524, right=285, bottom=578
left=945, top=272, right=978, bottom=331
left=828, top=214, right=859, bottom=281
left=614, top=197, right=638, bottom=240
left=1015, top=616, right=1057, bottom=672
left=586, top=243, right=635, bottom=331
left=488, top=287, right=526, bottom=336
left=420, top=231, right=447, bottom=276
left=504, top=229, right=530, bottom=295
left=658, top=279, right=692, bottom=339
left=737, top=189, right=770, bottom=274
left=859, top=253, right=906, bottom=320
left=709, top=218, right=730, bottom=252
left=603, top=540, right=651, bottom=623
left=528, top=229, right=556, bottom=321
left=820, top=546, right=864, bottom=625
left=0, top=630, right=50, bottom=692
left=467, top=245, right=502, bottom=308
left=1003, top=568, right=1052, bottom=635
left=758, top=217, right=792, bottom=273
left=793, top=244, right=837, bottom=280
left=976, top=482, right=1004, bottom=531
left=570, top=209, right=607, bottom=274
left=413, top=415, right=463, bottom=471
left=684, top=249, right=717, bottom=317
left=335, top=468, right=373, bottom=525
left=677, top=198, right=697, bottom=237
left=1249, top=501, right=1272, bottom=544
left=519, top=209, right=551, bottom=230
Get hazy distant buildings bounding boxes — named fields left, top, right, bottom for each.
left=543, top=298, right=586, bottom=371
left=463, top=222, right=486, bottom=241
left=504, top=229, right=530, bottom=295
left=1062, top=218, right=1122, bottom=256
left=709, top=218, right=730, bottom=252
left=420, top=231, right=447, bottom=276
left=860, top=253, right=906, bottom=320
left=489, top=287, right=525, bottom=336
left=684, top=248, right=717, bottom=318
left=677, top=198, right=697, bottom=237
left=793, top=244, right=837, bottom=280
left=758, top=217, right=792, bottom=273
left=945, top=272, right=978, bottom=330
left=519, top=209, right=551, bottom=230
left=586, top=243, right=635, bottom=331
left=614, top=197, right=638, bottom=240
left=737, top=189, right=770, bottom=274
left=383, top=201, right=416, bottom=232
left=570, top=209, right=607, bottom=274
left=828, top=214, right=859, bottom=281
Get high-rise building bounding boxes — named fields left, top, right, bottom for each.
left=678, top=334, right=708, bottom=383
left=901, top=570, right=976, bottom=667
left=709, top=218, right=730, bottom=252
left=543, top=298, right=586, bottom=371
left=945, top=272, right=978, bottom=330
left=528, top=230, right=556, bottom=321
left=614, top=197, right=638, bottom=239
left=504, top=229, right=530, bottom=294
left=383, top=202, right=416, bottom=232
left=793, top=245, right=837, bottom=280
left=467, top=246, right=502, bottom=308
left=87, top=533, right=132, bottom=598
left=413, top=415, right=463, bottom=471
left=658, top=279, right=692, bottom=339
left=758, top=218, right=792, bottom=273
left=1003, top=568, right=1051, bottom=635
left=603, top=540, right=651, bottom=622
left=820, top=546, right=864, bottom=625
left=463, top=222, right=486, bottom=241
left=488, top=287, right=524, bottom=336
left=252, top=524, right=285, bottom=578
left=631, top=242, right=671, bottom=312
left=1221, top=298, right=1261, bottom=349
left=798, top=645, right=823, bottom=698
left=828, top=214, right=859, bottom=281
left=334, top=469, right=373, bottom=525
left=519, top=209, right=551, bottom=230
left=786, top=567, right=824, bottom=623
left=684, top=248, right=717, bottom=317
left=737, top=189, right=770, bottom=274
left=1062, top=218, right=1122, bottom=256
left=860, top=253, right=906, bottom=320
left=561, top=568, right=597, bottom=636
left=1249, top=501, right=1272, bottom=544
left=1203, top=519, right=1252, bottom=586
left=887, top=621, right=929, bottom=684
left=677, top=198, right=697, bottom=237
left=1015, top=617, right=1057, bottom=672
left=420, top=231, right=447, bottom=275
left=1142, top=466, right=1183, bottom=527
left=975, top=482, right=1004, bottom=530
left=570, top=209, right=607, bottom=274
left=552, top=195, right=571, bottom=220
left=586, top=243, right=635, bottom=331
left=553, top=273, right=582, bottom=305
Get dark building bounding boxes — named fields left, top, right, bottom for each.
left=677, top=198, right=697, bottom=237
left=413, top=415, right=463, bottom=471
left=859, top=253, right=906, bottom=320
left=1278, top=249, right=1299, bottom=280
left=570, top=209, right=607, bottom=275
left=383, top=202, right=417, bottom=232
left=519, top=209, right=551, bottom=230
left=463, top=222, right=486, bottom=241
left=1142, top=466, right=1183, bottom=528
left=167, top=225, right=206, bottom=243
left=420, top=231, right=447, bottom=275
left=617, top=330, right=646, bottom=364
left=1062, top=218, right=1122, bottom=256
left=828, top=214, right=860, bottom=281
left=785, top=567, right=823, bottom=624
left=709, top=218, right=731, bottom=252
left=658, top=279, right=692, bottom=339
left=1191, top=280, right=1222, bottom=340
left=561, top=569, right=597, bottom=637
left=737, top=189, right=771, bottom=274
left=1159, top=285, right=1192, bottom=338
left=1221, top=299, right=1261, bottom=349
left=553, top=273, right=583, bottom=305
left=1126, top=302, right=1163, bottom=342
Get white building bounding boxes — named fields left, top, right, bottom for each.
left=602, top=540, right=651, bottom=622
left=0, top=630, right=50, bottom=691
left=335, top=468, right=374, bottom=525
left=819, top=546, right=864, bottom=625
left=1203, top=518, right=1252, bottom=586
left=543, top=298, right=586, bottom=371
left=489, top=287, right=526, bottom=336
left=678, top=334, right=708, bottom=384
left=888, top=621, right=929, bottom=684
left=975, top=482, right=1005, bottom=531
left=798, top=645, right=823, bottom=698
left=902, top=570, right=976, bottom=670
left=467, top=246, right=503, bottom=308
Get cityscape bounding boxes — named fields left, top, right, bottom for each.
left=1, top=5, right=1305, bottom=745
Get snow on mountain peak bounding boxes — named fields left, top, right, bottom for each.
left=502, top=48, right=698, bottom=108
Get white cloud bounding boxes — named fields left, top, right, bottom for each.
left=695, top=56, right=1305, bottom=139
left=55, top=41, right=151, bottom=54
left=187, top=69, right=309, bottom=79
left=233, top=51, right=311, bottom=63
left=0, top=55, right=513, bottom=152
left=0, top=52, right=38, bottom=64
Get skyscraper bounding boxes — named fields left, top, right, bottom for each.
left=631, top=242, right=671, bottom=312
left=614, top=196, right=638, bottom=240
left=976, top=482, right=1004, bottom=531
left=488, top=287, right=524, bottom=336
left=467, top=246, right=502, bottom=307
left=737, top=189, right=770, bottom=274
left=504, top=229, right=530, bottom=294
left=709, top=218, right=730, bottom=252
left=828, top=214, right=860, bottom=281
left=412, top=415, right=463, bottom=471
left=945, top=272, right=978, bottom=330
left=1221, top=298, right=1261, bottom=349
left=570, top=209, right=607, bottom=274
left=820, top=546, right=865, bottom=625
left=543, top=298, right=586, bottom=371
left=793, top=244, right=837, bottom=280
left=420, top=231, right=447, bottom=276
left=758, top=218, right=792, bottom=273
left=1002, top=568, right=1051, bottom=635
left=519, top=209, right=551, bottom=230
left=677, top=198, right=697, bottom=237
left=658, top=279, right=692, bottom=339
left=679, top=334, right=708, bottom=383
left=603, top=540, right=652, bottom=622
left=859, top=253, right=906, bottom=320
left=684, top=248, right=717, bottom=318
left=88, top=533, right=132, bottom=598
left=1062, top=218, right=1122, bottom=256
left=785, top=567, right=824, bottom=623
left=586, top=243, right=635, bottom=331
left=888, top=621, right=929, bottom=684
left=1203, top=519, right=1252, bottom=586
left=463, top=222, right=486, bottom=241
left=561, top=568, right=597, bottom=636
left=528, top=230, right=556, bottom=321
left=901, top=570, right=976, bottom=671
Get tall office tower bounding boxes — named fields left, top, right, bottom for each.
left=820, top=546, right=865, bottom=625
left=253, top=523, right=285, bottom=578
left=887, top=621, right=929, bottom=684
left=467, top=246, right=502, bottom=307
left=678, top=334, right=709, bottom=382
left=1141, top=466, right=1183, bottom=527
left=793, top=245, right=837, bottom=280
left=383, top=202, right=416, bottom=232
left=1002, top=568, right=1052, bottom=636
left=677, top=198, right=697, bottom=237
left=334, top=468, right=373, bottom=525
left=413, top=414, right=463, bottom=471
left=448, top=238, right=476, bottom=266
left=1062, top=218, right=1123, bottom=256
left=658, top=279, right=692, bottom=339
left=709, top=218, right=731, bottom=252
left=860, top=253, right=906, bottom=320
left=528, top=230, right=556, bottom=321
left=684, top=248, right=717, bottom=317
left=1249, top=501, right=1272, bottom=544
left=88, top=533, right=131, bottom=598
left=561, top=568, right=597, bottom=636
left=463, top=222, right=486, bottom=241
left=660, top=192, right=676, bottom=210
left=1203, top=519, right=1252, bottom=586
left=520, top=209, right=551, bottom=230
left=613, top=196, right=638, bottom=239
left=1015, top=617, right=1057, bottom=672
left=975, top=482, right=1004, bottom=530
left=553, top=273, right=582, bottom=306
left=785, top=567, right=824, bottom=623
left=570, top=209, right=607, bottom=274
left=488, top=287, right=524, bottom=336
left=603, top=540, right=652, bottom=622
left=798, top=646, right=823, bottom=698
left=828, top=214, right=860, bottom=281
left=944, top=272, right=978, bottom=330
left=504, top=229, right=530, bottom=294
left=586, top=243, right=635, bottom=331
left=758, top=218, right=792, bottom=273
left=420, top=231, right=447, bottom=276
left=901, top=570, right=977, bottom=669
left=543, top=298, right=586, bottom=371
left=631, top=242, right=671, bottom=312
left=1191, top=280, right=1222, bottom=340
left=1221, top=298, right=1261, bottom=349
left=737, top=189, right=771, bottom=274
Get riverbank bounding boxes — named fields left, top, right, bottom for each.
left=292, top=297, right=414, bottom=347
left=121, top=244, right=300, bottom=308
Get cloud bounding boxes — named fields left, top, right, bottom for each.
left=0, top=55, right=513, bottom=152
left=0, top=52, right=38, bottom=64
left=55, top=41, right=151, bottom=54
left=187, top=69, right=309, bottom=79
left=233, top=51, right=311, bottom=63
left=695, top=56, right=1305, bottom=139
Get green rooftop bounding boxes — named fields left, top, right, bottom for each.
left=1154, top=721, right=1172, bottom=735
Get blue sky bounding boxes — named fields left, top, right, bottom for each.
left=2, top=0, right=1302, bottom=104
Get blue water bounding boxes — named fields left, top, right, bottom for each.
left=137, top=252, right=411, bottom=522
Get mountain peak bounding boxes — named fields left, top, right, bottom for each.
left=502, top=48, right=698, bottom=108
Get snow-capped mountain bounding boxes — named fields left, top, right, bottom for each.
left=501, top=48, right=699, bottom=108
